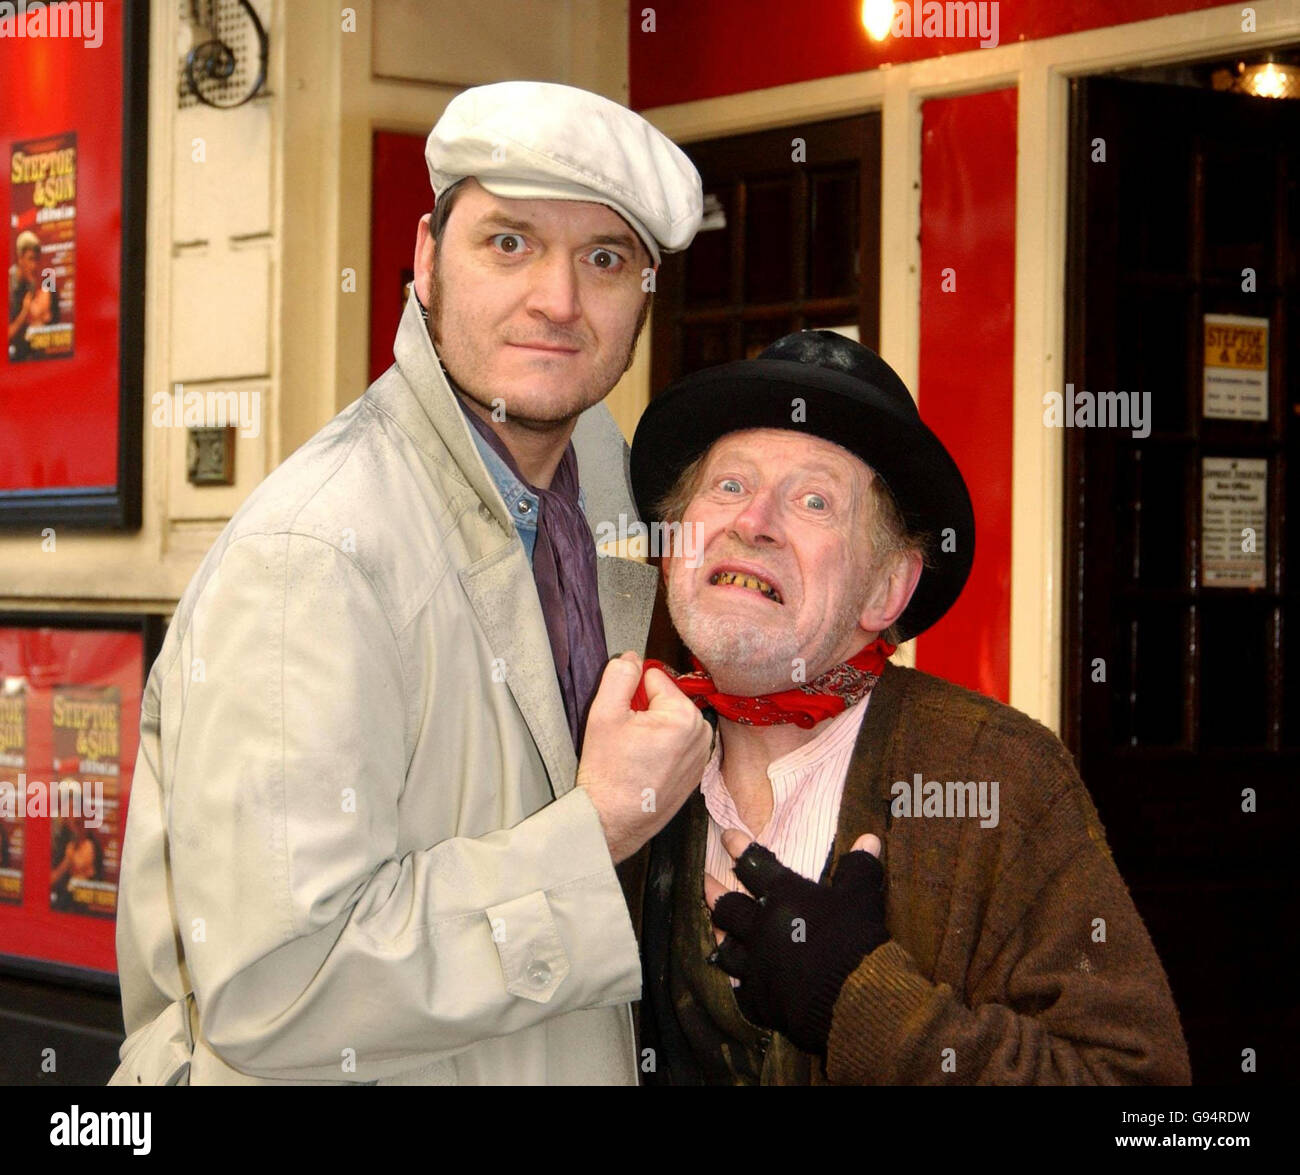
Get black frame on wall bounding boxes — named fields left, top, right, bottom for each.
left=0, top=0, right=149, bottom=531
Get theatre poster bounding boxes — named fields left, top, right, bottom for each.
left=0, top=614, right=162, bottom=984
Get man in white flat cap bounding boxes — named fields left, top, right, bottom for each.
left=111, top=81, right=709, bottom=1086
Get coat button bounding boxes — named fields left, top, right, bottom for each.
left=525, top=959, right=552, bottom=988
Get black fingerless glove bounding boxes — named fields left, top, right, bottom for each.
left=709, top=842, right=889, bottom=1057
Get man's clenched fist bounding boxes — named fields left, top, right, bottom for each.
left=578, top=651, right=713, bottom=864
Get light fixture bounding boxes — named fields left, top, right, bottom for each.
left=1212, top=55, right=1300, bottom=99
left=861, top=0, right=894, bottom=42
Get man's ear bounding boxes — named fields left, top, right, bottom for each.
left=413, top=213, right=435, bottom=306
left=859, top=550, right=923, bottom=636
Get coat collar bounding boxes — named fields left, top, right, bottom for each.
left=822, top=662, right=906, bottom=879
left=391, top=292, right=516, bottom=536
left=388, top=293, right=659, bottom=794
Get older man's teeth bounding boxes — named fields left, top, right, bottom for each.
left=709, top=570, right=781, bottom=602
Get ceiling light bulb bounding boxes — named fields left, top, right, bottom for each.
left=861, top=0, right=894, bottom=41
left=1247, top=62, right=1286, bottom=98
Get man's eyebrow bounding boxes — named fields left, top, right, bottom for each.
left=471, top=212, right=641, bottom=255
left=472, top=213, right=537, bottom=233
left=587, top=231, right=641, bottom=253
left=802, top=463, right=855, bottom=485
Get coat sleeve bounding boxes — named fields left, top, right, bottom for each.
left=117, top=530, right=640, bottom=1083
left=823, top=787, right=1192, bottom=1086
left=112, top=667, right=198, bottom=1086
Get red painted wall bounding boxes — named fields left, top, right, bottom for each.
left=369, top=131, right=432, bottom=384
left=913, top=89, right=1016, bottom=701
left=630, top=0, right=1227, bottom=110
left=0, top=0, right=125, bottom=490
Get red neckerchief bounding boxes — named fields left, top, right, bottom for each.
left=630, top=638, right=895, bottom=729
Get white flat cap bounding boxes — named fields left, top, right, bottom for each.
left=425, top=81, right=703, bottom=265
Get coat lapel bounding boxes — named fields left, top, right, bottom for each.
left=570, top=377, right=661, bottom=661
left=460, top=550, right=659, bottom=799
left=595, top=554, right=659, bottom=660
left=459, top=545, right=579, bottom=794
left=389, top=294, right=516, bottom=537
left=822, top=663, right=904, bottom=878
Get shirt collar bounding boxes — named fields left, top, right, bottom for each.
left=464, top=418, right=539, bottom=529
left=454, top=394, right=586, bottom=530
left=699, top=698, right=870, bottom=836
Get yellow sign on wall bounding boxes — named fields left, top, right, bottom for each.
left=1203, top=314, right=1269, bottom=421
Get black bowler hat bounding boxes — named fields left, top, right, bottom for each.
left=629, top=330, right=975, bottom=642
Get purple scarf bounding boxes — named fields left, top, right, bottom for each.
left=459, top=399, right=607, bottom=750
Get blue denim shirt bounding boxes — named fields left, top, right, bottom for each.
left=463, top=412, right=586, bottom=564
left=467, top=425, right=540, bottom=562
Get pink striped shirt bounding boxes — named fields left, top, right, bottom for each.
left=702, top=696, right=871, bottom=898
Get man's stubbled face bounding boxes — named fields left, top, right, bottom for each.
left=426, top=179, right=649, bottom=429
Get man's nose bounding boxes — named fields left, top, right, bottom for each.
left=525, top=250, right=582, bottom=324
left=728, top=489, right=784, bottom=547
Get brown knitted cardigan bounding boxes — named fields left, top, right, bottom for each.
left=629, top=663, right=1193, bottom=1085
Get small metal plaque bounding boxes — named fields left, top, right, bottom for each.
left=186, top=427, right=236, bottom=485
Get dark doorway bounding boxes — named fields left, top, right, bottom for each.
left=1064, top=75, right=1300, bottom=1084
left=649, top=114, right=881, bottom=392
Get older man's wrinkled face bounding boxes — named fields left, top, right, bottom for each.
left=664, top=429, right=882, bottom=697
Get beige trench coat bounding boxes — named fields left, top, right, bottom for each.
left=110, top=295, right=659, bottom=1085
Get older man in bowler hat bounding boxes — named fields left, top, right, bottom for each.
left=627, top=330, right=1191, bottom=1085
